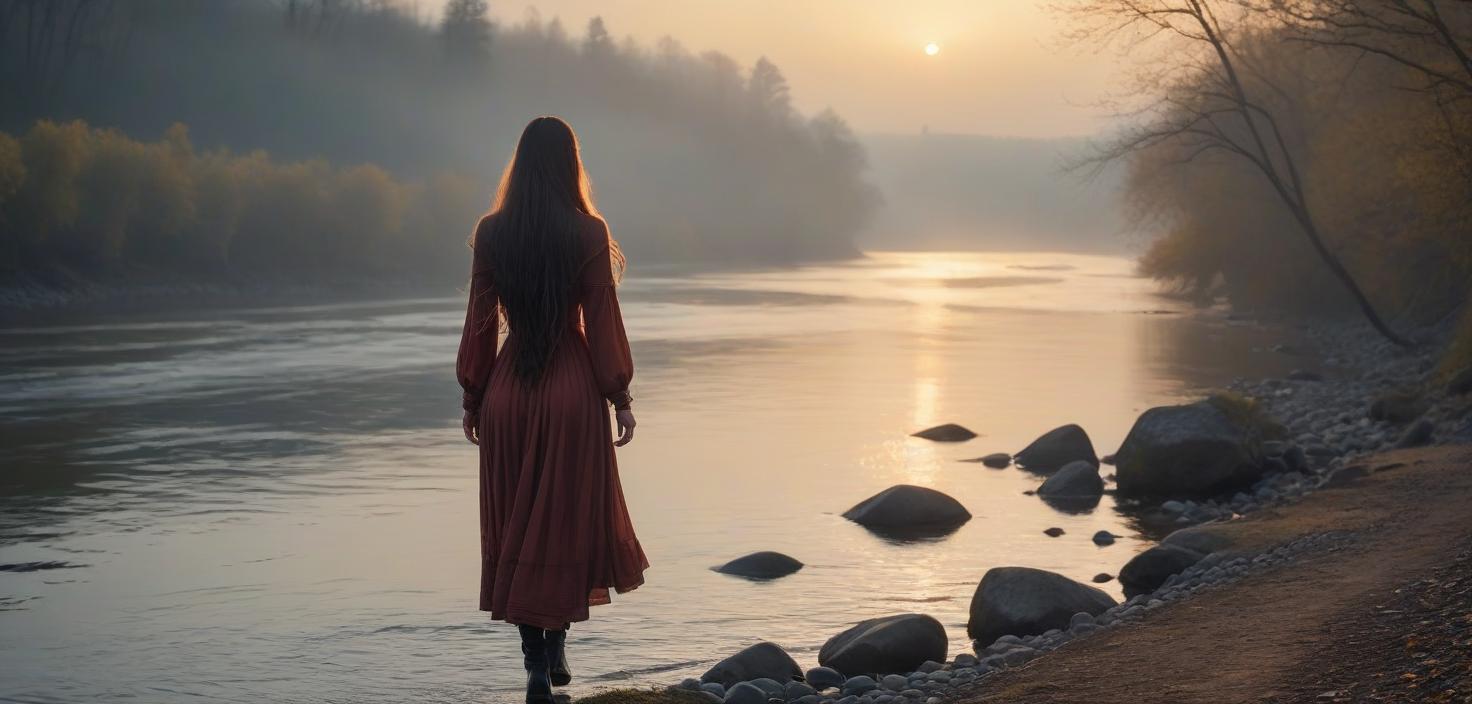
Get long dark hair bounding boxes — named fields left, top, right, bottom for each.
left=474, top=116, right=623, bottom=382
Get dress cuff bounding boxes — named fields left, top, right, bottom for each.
left=607, top=389, right=633, bottom=411
left=462, top=388, right=483, bottom=413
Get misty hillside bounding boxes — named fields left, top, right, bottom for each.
left=0, top=0, right=878, bottom=288
left=860, top=133, right=1128, bottom=254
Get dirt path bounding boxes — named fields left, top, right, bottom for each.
left=954, top=445, right=1472, bottom=704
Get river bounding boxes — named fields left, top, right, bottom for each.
left=0, top=251, right=1299, bottom=702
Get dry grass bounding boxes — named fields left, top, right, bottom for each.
left=1205, top=390, right=1289, bottom=441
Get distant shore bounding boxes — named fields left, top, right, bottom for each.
left=0, top=251, right=867, bottom=324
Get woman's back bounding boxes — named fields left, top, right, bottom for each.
left=455, top=116, right=645, bottom=704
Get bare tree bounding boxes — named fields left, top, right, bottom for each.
left=1269, top=0, right=1472, bottom=93
left=1068, top=0, right=1412, bottom=345
left=1268, top=0, right=1472, bottom=170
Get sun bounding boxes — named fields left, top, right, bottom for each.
left=924, top=42, right=940, bottom=56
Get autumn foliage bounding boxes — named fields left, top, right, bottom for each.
left=0, top=121, right=483, bottom=283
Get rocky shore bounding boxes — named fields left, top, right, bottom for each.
left=622, top=317, right=1472, bottom=704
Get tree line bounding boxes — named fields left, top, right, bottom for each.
left=0, top=0, right=879, bottom=287
left=0, top=120, right=482, bottom=283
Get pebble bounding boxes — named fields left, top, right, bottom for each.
left=880, top=674, right=908, bottom=691
left=785, top=681, right=817, bottom=699
left=807, top=666, right=845, bottom=691
left=720, top=681, right=767, bottom=704
left=748, top=677, right=784, bottom=697
left=842, top=675, right=878, bottom=696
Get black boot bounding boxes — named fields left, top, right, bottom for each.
left=517, top=624, right=553, bottom=704
left=545, top=626, right=571, bottom=687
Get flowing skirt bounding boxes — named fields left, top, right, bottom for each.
left=476, top=333, right=649, bottom=629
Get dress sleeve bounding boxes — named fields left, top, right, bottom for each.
left=456, top=256, right=499, bottom=415
left=579, top=239, right=634, bottom=410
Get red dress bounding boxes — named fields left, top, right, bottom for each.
left=456, top=215, right=649, bottom=629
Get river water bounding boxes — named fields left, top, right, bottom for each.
left=0, top=251, right=1299, bottom=702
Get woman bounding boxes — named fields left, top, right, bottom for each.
left=456, top=116, right=649, bottom=704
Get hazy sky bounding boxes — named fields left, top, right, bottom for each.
left=420, top=1, right=1121, bottom=137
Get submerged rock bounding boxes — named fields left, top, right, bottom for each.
left=966, top=566, right=1117, bottom=645
left=1114, top=397, right=1271, bottom=498
left=818, top=613, right=947, bottom=676
left=1092, top=530, right=1117, bottom=546
left=912, top=423, right=978, bottom=442
left=1043, top=527, right=1065, bottom=537
left=843, top=485, right=972, bottom=538
left=973, top=452, right=1012, bottom=468
left=1091, top=573, right=1113, bottom=583
left=1037, top=460, right=1105, bottom=498
left=1014, top=424, right=1098, bottom=473
left=712, top=551, right=804, bottom=580
left=700, top=642, right=801, bottom=688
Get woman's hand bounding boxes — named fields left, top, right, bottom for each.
left=463, top=411, right=480, bottom=446
left=614, top=409, right=636, bottom=447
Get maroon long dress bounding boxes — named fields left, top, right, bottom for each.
left=456, top=214, right=649, bottom=630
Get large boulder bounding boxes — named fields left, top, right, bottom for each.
left=1037, top=460, right=1104, bottom=498
left=912, top=423, right=978, bottom=442
left=712, top=551, right=804, bottom=580
left=700, top=642, right=801, bottom=688
left=818, top=613, right=947, bottom=676
left=1161, top=526, right=1234, bottom=555
left=843, top=485, right=972, bottom=538
left=1118, top=544, right=1206, bottom=599
left=966, top=567, right=1117, bottom=644
left=1014, top=424, right=1098, bottom=473
left=1113, top=397, right=1269, bottom=498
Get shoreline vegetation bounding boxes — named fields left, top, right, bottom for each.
left=590, top=316, right=1472, bottom=704
left=1092, top=1, right=1472, bottom=363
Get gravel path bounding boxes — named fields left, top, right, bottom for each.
left=948, top=445, right=1472, bottom=704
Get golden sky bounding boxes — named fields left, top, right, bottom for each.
left=427, top=1, right=1121, bottom=137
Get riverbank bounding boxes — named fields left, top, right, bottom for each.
left=612, top=440, right=1472, bottom=704
left=951, top=444, right=1472, bottom=703
left=601, top=316, right=1472, bottom=704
